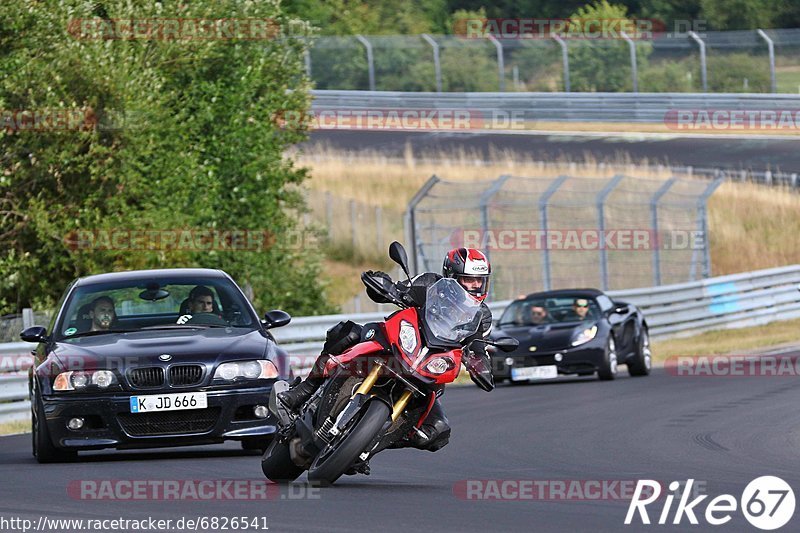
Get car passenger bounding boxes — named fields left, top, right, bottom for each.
left=529, top=305, right=550, bottom=325
left=564, top=298, right=592, bottom=321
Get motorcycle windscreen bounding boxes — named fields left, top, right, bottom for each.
left=424, top=278, right=482, bottom=343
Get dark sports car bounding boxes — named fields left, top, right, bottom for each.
left=21, top=268, right=292, bottom=462
left=490, top=289, right=651, bottom=383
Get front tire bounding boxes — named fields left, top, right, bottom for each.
left=307, top=400, right=390, bottom=486
left=597, top=335, right=618, bottom=381
left=32, top=393, right=76, bottom=463
left=628, top=328, right=652, bottom=377
left=261, top=438, right=304, bottom=483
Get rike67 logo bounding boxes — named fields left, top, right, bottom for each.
left=625, top=477, right=795, bottom=530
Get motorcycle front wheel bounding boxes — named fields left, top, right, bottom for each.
left=307, top=400, right=390, bottom=486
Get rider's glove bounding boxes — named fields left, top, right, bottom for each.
left=464, top=350, right=495, bottom=392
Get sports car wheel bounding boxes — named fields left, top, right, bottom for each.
left=628, top=328, right=652, bottom=377
left=32, top=392, right=76, bottom=463
left=597, top=336, right=618, bottom=381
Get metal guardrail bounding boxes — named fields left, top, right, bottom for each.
left=3, top=264, right=799, bottom=425
left=311, top=90, right=800, bottom=124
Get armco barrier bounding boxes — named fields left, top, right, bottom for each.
left=3, top=264, right=800, bottom=424
left=311, top=90, right=800, bottom=124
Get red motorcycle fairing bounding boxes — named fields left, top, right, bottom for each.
left=384, top=308, right=463, bottom=385
left=323, top=339, right=386, bottom=377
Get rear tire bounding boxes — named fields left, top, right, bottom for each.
left=597, top=336, right=618, bottom=381
left=307, top=400, right=390, bottom=486
left=628, top=328, right=652, bottom=377
left=261, top=438, right=304, bottom=483
left=241, top=437, right=271, bottom=452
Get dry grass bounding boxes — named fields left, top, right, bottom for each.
left=0, top=419, right=29, bottom=436
left=299, top=147, right=800, bottom=277
left=652, top=317, right=800, bottom=361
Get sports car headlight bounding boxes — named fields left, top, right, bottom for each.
left=571, top=325, right=598, bottom=346
left=213, top=360, right=278, bottom=381
left=399, top=320, right=418, bottom=354
left=53, top=370, right=118, bottom=391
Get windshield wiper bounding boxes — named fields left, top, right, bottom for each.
left=139, top=324, right=232, bottom=330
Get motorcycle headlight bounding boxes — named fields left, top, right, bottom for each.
left=53, top=370, right=118, bottom=391
left=399, top=320, right=418, bottom=354
left=571, top=325, right=598, bottom=346
left=213, top=360, right=278, bottom=381
left=425, top=357, right=453, bottom=375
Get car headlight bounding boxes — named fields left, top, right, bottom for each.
left=571, top=325, right=598, bottom=346
left=213, top=360, right=278, bottom=381
left=425, top=357, right=453, bottom=375
left=53, top=370, right=118, bottom=391
left=399, top=320, right=418, bottom=354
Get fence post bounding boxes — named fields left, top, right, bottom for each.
left=650, top=178, right=677, bottom=286
left=325, top=192, right=333, bottom=242
left=552, top=35, right=570, bottom=92
left=355, top=34, right=376, bottom=91
left=538, top=175, right=569, bottom=291
left=303, top=48, right=312, bottom=78
left=421, top=34, right=442, bottom=92
left=405, top=175, right=441, bottom=275
left=487, top=34, right=506, bottom=92
left=621, top=31, right=638, bottom=92
left=349, top=199, right=357, bottom=250
left=688, top=31, right=707, bottom=92
left=596, top=175, right=625, bottom=291
left=756, top=29, right=777, bottom=93
left=22, top=308, right=34, bottom=329
left=375, top=206, right=383, bottom=249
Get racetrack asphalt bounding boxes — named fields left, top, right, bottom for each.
left=2, top=362, right=799, bottom=532
left=305, top=130, right=800, bottom=172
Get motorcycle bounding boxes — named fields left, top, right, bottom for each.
left=261, top=241, right=518, bottom=486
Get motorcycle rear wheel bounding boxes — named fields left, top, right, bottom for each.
left=307, top=400, right=390, bottom=486
left=261, top=438, right=304, bottom=483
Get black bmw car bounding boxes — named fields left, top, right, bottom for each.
left=21, top=268, right=292, bottom=462
left=490, top=289, right=651, bottom=383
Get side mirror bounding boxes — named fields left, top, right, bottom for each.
left=21, top=326, right=48, bottom=343
left=614, top=305, right=629, bottom=315
left=491, top=337, right=520, bottom=353
left=388, top=241, right=411, bottom=281
left=263, top=310, right=291, bottom=329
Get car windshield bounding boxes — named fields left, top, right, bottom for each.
left=54, top=276, right=257, bottom=340
left=499, top=296, right=600, bottom=326
left=424, top=278, right=482, bottom=343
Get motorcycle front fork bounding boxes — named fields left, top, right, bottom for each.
left=354, top=363, right=414, bottom=422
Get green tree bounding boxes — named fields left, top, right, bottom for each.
left=0, top=1, right=335, bottom=315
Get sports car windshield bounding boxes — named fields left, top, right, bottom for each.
left=424, top=278, right=482, bottom=343
left=499, top=296, right=600, bottom=326
left=54, top=276, right=257, bottom=340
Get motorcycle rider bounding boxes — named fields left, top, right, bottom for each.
left=278, top=247, right=496, bottom=452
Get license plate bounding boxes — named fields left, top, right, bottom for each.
left=511, top=365, right=558, bottom=381
left=129, top=392, right=207, bottom=413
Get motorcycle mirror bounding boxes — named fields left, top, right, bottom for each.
left=388, top=241, right=411, bottom=281
left=491, top=337, right=519, bottom=352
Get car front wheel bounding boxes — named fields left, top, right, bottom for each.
left=32, top=392, right=76, bottom=463
left=597, top=336, right=618, bottom=381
